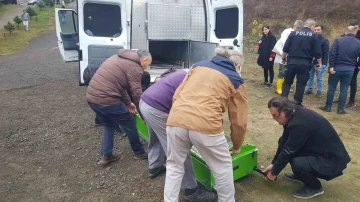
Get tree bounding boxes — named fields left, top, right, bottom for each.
left=43, top=0, right=54, bottom=7
left=4, top=21, right=15, bottom=35
left=25, top=7, right=37, bottom=18
left=37, top=0, right=45, bottom=10
left=63, top=0, right=70, bottom=4
left=13, top=16, right=22, bottom=28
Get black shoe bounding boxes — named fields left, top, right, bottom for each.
left=292, top=186, right=324, bottom=199
left=184, top=186, right=217, bottom=202
left=149, top=165, right=166, bottom=179
left=265, top=83, right=272, bottom=88
left=345, top=101, right=356, bottom=108
left=284, top=173, right=304, bottom=184
left=305, top=91, right=313, bottom=95
left=337, top=109, right=347, bottom=114
left=319, top=106, right=331, bottom=112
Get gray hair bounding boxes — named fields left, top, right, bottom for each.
left=135, top=49, right=152, bottom=58
left=304, top=19, right=316, bottom=27
left=293, top=20, right=303, bottom=27
left=346, top=26, right=358, bottom=34
left=214, top=47, right=244, bottom=66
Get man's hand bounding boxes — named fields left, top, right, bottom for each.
left=231, top=148, right=241, bottom=155
left=128, top=103, right=137, bottom=114
left=316, top=65, right=321, bottom=72
left=263, top=164, right=273, bottom=174
left=263, top=164, right=277, bottom=181
left=358, top=66, right=360, bottom=70
left=258, top=40, right=262, bottom=44
left=269, top=58, right=273, bottom=62
left=329, top=67, right=336, bottom=75
left=265, top=172, right=278, bottom=182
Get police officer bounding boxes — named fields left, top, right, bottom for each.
left=281, top=19, right=322, bottom=105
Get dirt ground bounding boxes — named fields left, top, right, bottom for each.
left=0, top=31, right=359, bottom=202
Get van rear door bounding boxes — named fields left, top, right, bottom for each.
left=77, top=0, right=128, bottom=85
left=209, top=0, right=243, bottom=51
left=55, top=8, right=79, bottom=62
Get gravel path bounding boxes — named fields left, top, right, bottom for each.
left=0, top=31, right=78, bottom=91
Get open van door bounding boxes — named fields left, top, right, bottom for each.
left=55, top=8, right=79, bottom=62
left=77, top=0, right=128, bottom=85
left=209, top=0, right=243, bottom=52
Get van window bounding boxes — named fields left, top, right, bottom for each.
left=215, top=7, right=239, bottom=39
left=83, top=3, right=122, bottom=37
left=58, top=10, right=77, bottom=33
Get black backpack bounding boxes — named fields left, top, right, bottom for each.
left=83, top=62, right=103, bottom=86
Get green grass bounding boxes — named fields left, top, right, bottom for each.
left=223, top=51, right=360, bottom=201
left=0, top=5, right=60, bottom=55
left=0, top=3, right=13, bottom=16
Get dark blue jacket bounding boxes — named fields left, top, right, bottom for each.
left=329, top=34, right=360, bottom=68
left=193, top=56, right=244, bottom=88
left=313, top=35, right=329, bottom=66
left=283, top=27, right=322, bottom=65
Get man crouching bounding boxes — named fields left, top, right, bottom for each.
left=263, top=97, right=351, bottom=199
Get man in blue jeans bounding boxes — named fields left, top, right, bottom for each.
left=306, top=25, right=329, bottom=97
left=87, top=49, right=152, bottom=166
left=320, top=26, right=360, bottom=114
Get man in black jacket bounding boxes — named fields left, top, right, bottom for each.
left=345, top=20, right=360, bottom=108
left=305, top=25, right=329, bottom=97
left=281, top=19, right=322, bottom=105
left=320, top=26, right=360, bottom=114
left=263, top=97, right=351, bottom=199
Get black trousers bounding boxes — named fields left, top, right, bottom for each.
left=263, top=65, right=274, bottom=84
left=290, top=157, right=330, bottom=190
left=281, top=64, right=310, bottom=104
left=349, top=67, right=359, bottom=102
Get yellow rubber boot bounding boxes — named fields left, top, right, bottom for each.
left=275, top=78, right=284, bottom=95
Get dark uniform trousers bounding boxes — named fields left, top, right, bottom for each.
left=281, top=64, right=310, bottom=104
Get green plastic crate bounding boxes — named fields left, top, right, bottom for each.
left=134, top=114, right=258, bottom=190
left=191, top=143, right=258, bottom=190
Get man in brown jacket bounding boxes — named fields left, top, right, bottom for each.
left=164, top=48, right=247, bottom=202
left=86, top=49, right=152, bottom=166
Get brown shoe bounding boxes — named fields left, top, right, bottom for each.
left=134, top=152, right=148, bottom=160
left=97, top=155, right=119, bottom=166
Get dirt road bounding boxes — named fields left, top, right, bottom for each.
left=0, top=31, right=359, bottom=202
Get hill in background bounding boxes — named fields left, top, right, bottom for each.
left=243, top=0, right=360, bottom=42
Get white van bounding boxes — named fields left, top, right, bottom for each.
left=55, top=0, right=243, bottom=85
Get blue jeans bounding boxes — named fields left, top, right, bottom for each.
left=307, top=65, right=326, bottom=93
left=89, top=102, right=145, bottom=157
left=325, top=71, right=354, bottom=111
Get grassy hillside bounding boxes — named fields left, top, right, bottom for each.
left=243, top=0, right=360, bottom=43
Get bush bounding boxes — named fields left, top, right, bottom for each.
left=37, top=0, right=45, bottom=10
left=63, top=0, right=70, bottom=4
left=13, top=16, right=22, bottom=28
left=25, top=7, right=37, bottom=17
left=4, top=21, right=15, bottom=35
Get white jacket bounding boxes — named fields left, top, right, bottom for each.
left=272, top=28, right=294, bottom=64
